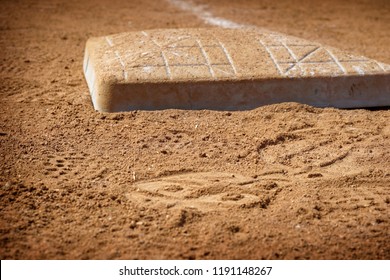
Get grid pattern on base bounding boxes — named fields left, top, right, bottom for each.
left=100, top=29, right=389, bottom=81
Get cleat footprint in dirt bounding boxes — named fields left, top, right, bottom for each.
left=129, top=172, right=282, bottom=211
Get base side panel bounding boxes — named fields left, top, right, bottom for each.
left=92, top=75, right=390, bottom=112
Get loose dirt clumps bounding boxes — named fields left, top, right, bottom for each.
left=0, top=0, right=389, bottom=259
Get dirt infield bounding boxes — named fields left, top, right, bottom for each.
left=0, top=0, right=389, bottom=259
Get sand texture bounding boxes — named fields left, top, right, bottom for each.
left=0, top=0, right=389, bottom=259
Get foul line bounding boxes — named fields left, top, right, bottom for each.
left=167, top=0, right=249, bottom=29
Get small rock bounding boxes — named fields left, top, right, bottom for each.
left=308, top=173, right=323, bottom=178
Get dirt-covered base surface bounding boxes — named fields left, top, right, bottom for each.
left=0, top=0, right=389, bottom=259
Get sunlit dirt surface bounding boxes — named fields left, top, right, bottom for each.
left=0, top=0, right=389, bottom=259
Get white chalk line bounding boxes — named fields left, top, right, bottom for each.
left=167, top=0, right=250, bottom=29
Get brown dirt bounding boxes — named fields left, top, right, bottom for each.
left=0, top=0, right=389, bottom=260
